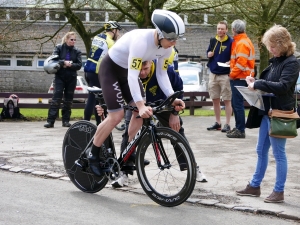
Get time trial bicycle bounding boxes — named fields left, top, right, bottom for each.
left=62, top=87, right=196, bottom=207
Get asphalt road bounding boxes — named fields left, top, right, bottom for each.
left=0, top=171, right=297, bottom=225
left=1, top=116, right=300, bottom=221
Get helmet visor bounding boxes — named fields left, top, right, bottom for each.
left=162, top=31, right=184, bottom=42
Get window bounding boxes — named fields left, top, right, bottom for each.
left=0, top=60, right=11, bottom=66
left=17, top=59, right=32, bottom=66
left=37, top=60, right=45, bottom=67
left=0, top=55, right=11, bottom=66
left=15, top=55, right=33, bottom=67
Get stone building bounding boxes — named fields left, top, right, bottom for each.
left=0, top=8, right=261, bottom=93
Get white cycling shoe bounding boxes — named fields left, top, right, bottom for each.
left=196, top=166, right=207, bottom=182
left=111, top=171, right=129, bottom=188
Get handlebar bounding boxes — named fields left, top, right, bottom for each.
left=124, top=90, right=184, bottom=115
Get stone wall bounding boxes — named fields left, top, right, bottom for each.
left=0, top=70, right=84, bottom=93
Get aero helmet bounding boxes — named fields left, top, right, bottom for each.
left=151, top=9, right=185, bottom=41
left=43, top=55, right=61, bottom=74
left=104, top=21, right=122, bottom=31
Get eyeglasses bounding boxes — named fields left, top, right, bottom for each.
left=70, top=39, right=76, bottom=41
left=165, top=38, right=178, bottom=42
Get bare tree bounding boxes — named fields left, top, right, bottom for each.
left=226, top=0, right=300, bottom=73
left=1, top=0, right=300, bottom=71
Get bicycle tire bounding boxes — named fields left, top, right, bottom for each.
left=136, top=127, right=197, bottom=207
left=62, top=120, right=108, bottom=193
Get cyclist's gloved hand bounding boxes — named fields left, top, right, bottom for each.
left=95, top=105, right=104, bottom=116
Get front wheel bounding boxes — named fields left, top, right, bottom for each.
left=62, top=120, right=108, bottom=193
left=136, top=127, right=197, bottom=207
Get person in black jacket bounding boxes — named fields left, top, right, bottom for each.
left=44, top=32, right=82, bottom=128
left=84, top=21, right=122, bottom=125
left=236, top=25, right=299, bottom=203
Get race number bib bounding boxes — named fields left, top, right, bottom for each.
left=162, top=58, right=169, bottom=70
left=130, top=58, right=142, bottom=70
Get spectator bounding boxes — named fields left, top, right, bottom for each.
left=206, top=21, right=233, bottom=133
left=236, top=25, right=299, bottom=203
left=84, top=21, right=122, bottom=125
left=226, top=19, right=255, bottom=138
left=168, top=46, right=179, bottom=72
left=86, top=9, right=185, bottom=178
left=44, top=32, right=82, bottom=128
left=111, top=60, right=207, bottom=187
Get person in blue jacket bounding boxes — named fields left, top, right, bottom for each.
left=83, top=21, right=122, bottom=125
left=206, top=21, right=233, bottom=133
left=111, top=60, right=207, bottom=188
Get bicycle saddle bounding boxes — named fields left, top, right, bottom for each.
left=87, top=86, right=102, bottom=93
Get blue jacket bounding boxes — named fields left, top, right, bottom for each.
left=206, top=35, right=232, bottom=75
left=141, top=60, right=183, bottom=102
left=84, top=33, right=114, bottom=74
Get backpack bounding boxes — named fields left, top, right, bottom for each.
left=0, top=94, right=26, bottom=120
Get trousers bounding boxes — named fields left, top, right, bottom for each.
left=250, top=115, right=287, bottom=192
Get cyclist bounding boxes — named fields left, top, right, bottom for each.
left=111, top=60, right=207, bottom=187
left=84, top=21, right=122, bottom=125
left=87, top=9, right=186, bottom=177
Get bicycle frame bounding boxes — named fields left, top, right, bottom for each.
left=63, top=89, right=196, bottom=206
left=118, top=89, right=184, bottom=170
left=76, top=87, right=183, bottom=173
left=118, top=116, right=170, bottom=170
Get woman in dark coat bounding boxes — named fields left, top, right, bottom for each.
left=44, top=32, right=82, bottom=128
left=236, top=25, right=299, bottom=203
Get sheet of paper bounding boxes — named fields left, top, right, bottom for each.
left=235, top=86, right=265, bottom=111
left=217, top=62, right=230, bottom=67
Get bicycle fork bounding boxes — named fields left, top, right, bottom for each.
left=150, top=126, right=171, bottom=170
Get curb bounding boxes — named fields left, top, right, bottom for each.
left=1, top=164, right=299, bottom=222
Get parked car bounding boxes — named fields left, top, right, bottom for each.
left=48, top=76, right=88, bottom=103
left=179, top=69, right=207, bottom=102
left=178, top=61, right=202, bottom=72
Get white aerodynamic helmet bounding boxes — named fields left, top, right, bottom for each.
left=151, top=9, right=185, bottom=41
left=104, top=21, right=122, bottom=31
left=43, top=55, right=61, bottom=74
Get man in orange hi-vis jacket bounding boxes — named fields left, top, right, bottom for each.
left=227, top=19, right=255, bottom=138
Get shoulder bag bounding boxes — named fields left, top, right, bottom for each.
left=268, top=97, right=299, bottom=138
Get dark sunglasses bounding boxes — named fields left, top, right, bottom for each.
left=70, top=39, right=76, bottom=41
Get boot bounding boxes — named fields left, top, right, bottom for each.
left=236, top=183, right=261, bottom=197
left=264, top=190, right=284, bottom=203
left=87, top=144, right=104, bottom=177
left=44, top=122, right=54, bottom=128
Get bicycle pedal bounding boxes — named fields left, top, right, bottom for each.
left=75, top=159, right=84, bottom=168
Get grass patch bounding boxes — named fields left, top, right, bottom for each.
left=19, top=108, right=86, bottom=121
left=19, top=107, right=250, bottom=120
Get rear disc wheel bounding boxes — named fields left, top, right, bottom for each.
left=62, top=120, right=108, bottom=193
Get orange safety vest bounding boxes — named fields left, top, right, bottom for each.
left=230, top=33, right=255, bottom=79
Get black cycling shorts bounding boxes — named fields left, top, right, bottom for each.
left=98, top=54, right=145, bottom=112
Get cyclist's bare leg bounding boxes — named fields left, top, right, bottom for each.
left=127, top=110, right=143, bottom=142
left=93, top=110, right=124, bottom=146
left=88, top=109, right=124, bottom=177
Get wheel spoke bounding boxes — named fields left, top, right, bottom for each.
left=136, top=127, right=196, bottom=206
